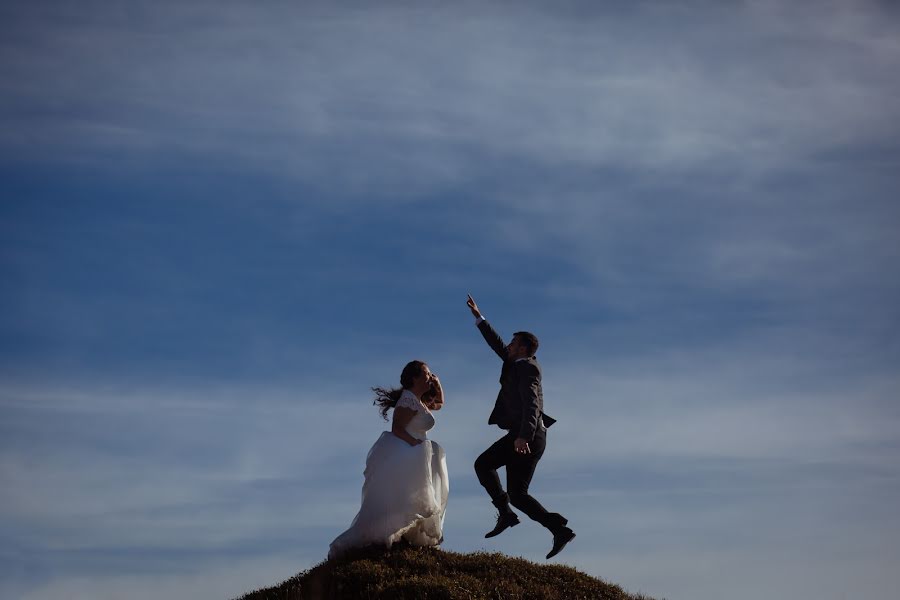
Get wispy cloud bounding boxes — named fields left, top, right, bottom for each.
left=2, top=0, right=899, bottom=187
left=3, top=331, right=899, bottom=598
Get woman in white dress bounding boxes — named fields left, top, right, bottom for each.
left=328, top=360, right=449, bottom=559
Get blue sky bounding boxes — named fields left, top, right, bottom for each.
left=2, top=1, right=899, bottom=599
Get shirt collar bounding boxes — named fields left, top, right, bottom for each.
left=401, top=388, right=420, bottom=402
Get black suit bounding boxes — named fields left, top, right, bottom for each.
left=473, top=319, right=567, bottom=532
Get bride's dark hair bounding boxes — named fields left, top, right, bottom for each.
left=373, top=360, right=427, bottom=420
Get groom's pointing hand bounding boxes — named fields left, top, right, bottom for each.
left=467, top=294, right=482, bottom=319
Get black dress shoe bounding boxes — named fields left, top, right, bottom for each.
left=546, top=526, right=576, bottom=559
left=485, top=512, right=520, bottom=538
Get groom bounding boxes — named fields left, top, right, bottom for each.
left=466, top=294, right=576, bottom=560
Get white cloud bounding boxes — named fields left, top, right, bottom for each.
left=2, top=1, right=898, bottom=188
left=3, top=334, right=898, bottom=537
left=3, top=318, right=900, bottom=598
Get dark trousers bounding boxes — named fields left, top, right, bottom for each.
left=474, top=428, right=563, bottom=532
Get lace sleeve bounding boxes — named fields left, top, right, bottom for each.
left=395, top=394, right=420, bottom=411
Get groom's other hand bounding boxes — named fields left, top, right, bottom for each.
left=467, top=294, right=482, bottom=319
left=514, top=437, right=531, bottom=454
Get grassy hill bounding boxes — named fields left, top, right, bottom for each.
left=235, top=544, right=659, bottom=600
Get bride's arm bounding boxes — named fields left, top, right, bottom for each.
left=425, top=375, right=444, bottom=411
left=392, top=407, right=423, bottom=446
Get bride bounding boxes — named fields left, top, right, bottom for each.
left=328, top=360, right=449, bottom=559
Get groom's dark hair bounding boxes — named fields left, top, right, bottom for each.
left=513, top=331, right=539, bottom=355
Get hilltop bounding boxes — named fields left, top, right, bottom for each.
left=235, top=544, right=658, bottom=600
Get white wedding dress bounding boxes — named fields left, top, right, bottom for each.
left=328, top=389, right=449, bottom=559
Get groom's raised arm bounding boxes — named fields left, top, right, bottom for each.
left=477, top=319, right=509, bottom=361
left=468, top=294, right=508, bottom=360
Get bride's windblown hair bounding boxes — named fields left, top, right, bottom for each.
left=373, top=360, right=428, bottom=420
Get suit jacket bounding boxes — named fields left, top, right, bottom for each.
left=477, top=319, right=556, bottom=440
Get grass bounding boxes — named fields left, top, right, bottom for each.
left=235, top=544, right=659, bottom=600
